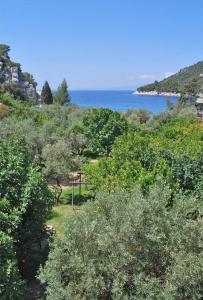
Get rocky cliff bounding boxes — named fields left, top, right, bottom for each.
left=0, top=44, right=37, bottom=100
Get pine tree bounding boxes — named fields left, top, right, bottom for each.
left=54, top=78, right=71, bottom=105
left=41, top=81, right=53, bottom=104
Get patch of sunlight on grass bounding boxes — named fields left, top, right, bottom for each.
left=47, top=204, right=82, bottom=238
left=47, top=186, right=94, bottom=238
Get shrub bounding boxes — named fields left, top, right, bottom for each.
left=0, top=93, right=14, bottom=106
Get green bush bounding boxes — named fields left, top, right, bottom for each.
left=0, top=93, right=14, bottom=106
left=0, top=138, right=54, bottom=297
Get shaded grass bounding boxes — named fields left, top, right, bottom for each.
left=60, top=185, right=93, bottom=206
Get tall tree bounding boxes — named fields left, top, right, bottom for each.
left=42, top=139, right=76, bottom=205
left=54, top=78, right=71, bottom=105
left=41, top=81, right=53, bottom=105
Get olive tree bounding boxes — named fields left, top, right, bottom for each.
left=42, top=139, right=76, bottom=204
left=40, top=184, right=203, bottom=300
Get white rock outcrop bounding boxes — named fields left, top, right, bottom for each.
left=0, top=60, right=37, bottom=100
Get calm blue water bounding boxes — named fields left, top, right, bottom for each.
left=69, top=90, right=178, bottom=113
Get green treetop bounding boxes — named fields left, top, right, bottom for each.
left=0, top=44, right=10, bottom=59
left=41, top=81, right=53, bottom=105
left=54, top=78, right=71, bottom=105
left=83, top=108, right=129, bottom=156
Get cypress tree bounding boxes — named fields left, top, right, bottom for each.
left=41, top=81, right=53, bottom=104
left=54, top=78, right=71, bottom=105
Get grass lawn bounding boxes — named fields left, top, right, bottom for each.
left=60, top=185, right=92, bottom=206
left=47, top=204, right=80, bottom=238
left=47, top=186, right=93, bottom=238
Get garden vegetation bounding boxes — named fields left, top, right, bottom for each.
left=0, top=88, right=203, bottom=299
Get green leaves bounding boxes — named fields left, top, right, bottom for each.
left=83, top=108, right=129, bottom=156
left=0, top=138, right=54, bottom=297
left=84, top=117, right=203, bottom=195
left=54, top=78, right=71, bottom=105
left=41, top=139, right=76, bottom=183
left=40, top=185, right=203, bottom=299
left=0, top=232, right=27, bottom=300
left=41, top=81, right=53, bottom=105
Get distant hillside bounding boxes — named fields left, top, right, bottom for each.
left=137, top=61, right=203, bottom=93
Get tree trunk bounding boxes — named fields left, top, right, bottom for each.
left=56, top=178, right=62, bottom=205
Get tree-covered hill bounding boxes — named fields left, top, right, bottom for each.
left=137, top=60, right=203, bottom=93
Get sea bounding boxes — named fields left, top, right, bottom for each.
left=69, top=90, right=178, bottom=113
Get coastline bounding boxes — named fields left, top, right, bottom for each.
left=133, top=91, right=180, bottom=97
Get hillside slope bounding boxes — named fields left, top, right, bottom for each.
left=137, top=60, right=203, bottom=93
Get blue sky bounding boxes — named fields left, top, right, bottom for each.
left=0, top=0, right=202, bottom=90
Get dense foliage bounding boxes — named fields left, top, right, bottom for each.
left=0, top=232, right=26, bottom=300
left=0, top=82, right=26, bottom=99
left=123, top=108, right=151, bottom=125
left=0, top=97, right=90, bottom=202
left=54, top=78, right=71, bottom=105
left=84, top=117, right=203, bottom=196
left=40, top=184, right=203, bottom=300
left=41, top=81, right=53, bottom=104
left=138, top=60, right=203, bottom=93
left=0, top=98, right=89, bottom=166
left=83, top=108, right=129, bottom=156
left=0, top=139, right=54, bottom=299
left=1, top=88, right=203, bottom=299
